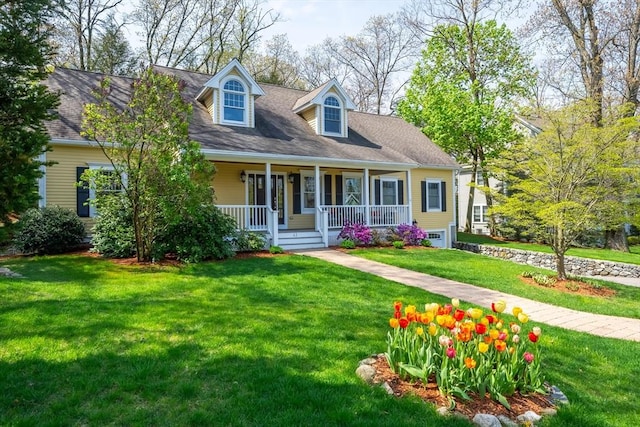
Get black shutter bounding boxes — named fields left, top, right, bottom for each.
left=336, top=175, right=343, bottom=205
left=421, top=181, right=427, bottom=212
left=398, top=180, right=404, bottom=205
left=324, top=174, right=332, bottom=205
left=374, top=179, right=380, bottom=205
left=293, top=174, right=301, bottom=214
left=441, top=181, right=447, bottom=212
left=76, top=167, right=90, bottom=217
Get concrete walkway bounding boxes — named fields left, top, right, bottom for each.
left=296, top=249, right=640, bottom=342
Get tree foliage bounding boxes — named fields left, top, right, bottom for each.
left=398, top=20, right=535, bottom=233
left=0, top=0, right=59, bottom=238
left=493, top=102, right=640, bottom=279
left=82, top=68, right=218, bottom=262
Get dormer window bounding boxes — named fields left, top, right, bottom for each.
left=223, top=79, right=245, bottom=123
left=323, top=96, right=341, bottom=134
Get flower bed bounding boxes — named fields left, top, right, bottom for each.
left=386, top=299, right=545, bottom=408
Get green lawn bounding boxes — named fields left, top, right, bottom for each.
left=458, top=232, right=640, bottom=265
left=349, top=248, right=640, bottom=320
left=1, top=254, right=639, bottom=426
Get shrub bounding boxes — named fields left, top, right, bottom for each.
left=269, top=245, right=284, bottom=254
left=392, top=240, right=404, bottom=249
left=421, top=238, right=432, bottom=247
left=338, top=221, right=373, bottom=246
left=92, top=195, right=136, bottom=258
left=340, top=239, right=356, bottom=249
left=521, top=271, right=556, bottom=287
left=156, top=204, right=236, bottom=262
left=628, top=236, right=640, bottom=246
left=233, top=229, right=267, bottom=252
left=395, top=223, right=427, bottom=246
left=13, top=206, right=86, bottom=255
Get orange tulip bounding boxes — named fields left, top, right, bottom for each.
left=464, top=357, right=477, bottom=369
left=494, top=340, right=507, bottom=352
left=389, top=318, right=399, bottom=328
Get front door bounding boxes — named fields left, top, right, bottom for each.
left=248, top=173, right=285, bottom=226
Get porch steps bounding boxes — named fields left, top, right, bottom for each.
left=277, top=230, right=325, bottom=250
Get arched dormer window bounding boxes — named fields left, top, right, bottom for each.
left=323, top=96, right=341, bottom=134
left=223, top=79, right=245, bottom=123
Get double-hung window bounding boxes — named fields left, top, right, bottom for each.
left=323, top=96, right=341, bottom=134
left=381, top=179, right=398, bottom=205
left=427, top=181, right=442, bottom=211
left=223, top=79, right=245, bottom=123
left=473, top=205, right=488, bottom=223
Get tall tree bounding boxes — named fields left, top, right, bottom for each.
left=326, top=13, right=420, bottom=114
left=91, top=13, right=137, bottom=75
left=398, top=21, right=535, bottom=233
left=0, top=0, right=59, bottom=239
left=493, top=102, right=639, bottom=279
left=245, top=34, right=305, bottom=88
left=82, top=69, right=215, bottom=262
left=299, top=43, right=350, bottom=88
left=52, top=0, right=124, bottom=70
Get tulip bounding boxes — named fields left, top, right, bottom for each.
left=439, top=335, right=451, bottom=347
left=436, top=315, right=445, bottom=326
left=444, top=316, right=456, bottom=329
left=495, top=321, right=503, bottom=329
left=489, top=329, right=499, bottom=340
left=475, top=323, right=487, bottom=335
left=512, top=334, right=520, bottom=344
left=478, top=342, right=489, bottom=353
left=425, top=303, right=439, bottom=313
left=394, top=301, right=402, bottom=312
left=446, top=346, right=456, bottom=358
left=451, top=298, right=460, bottom=308
left=524, top=352, right=535, bottom=364
left=405, top=304, right=416, bottom=315
left=512, top=306, right=522, bottom=317
left=468, top=308, right=483, bottom=319
left=483, top=335, right=493, bottom=344
left=510, top=323, right=521, bottom=334
left=528, top=331, right=539, bottom=343
left=407, top=312, right=417, bottom=322
left=394, top=310, right=402, bottom=319
left=428, top=323, right=437, bottom=336
left=464, top=357, right=477, bottom=369
left=517, top=312, right=529, bottom=323
left=416, top=326, right=424, bottom=336
left=485, top=315, right=496, bottom=324
left=399, top=318, right=409, bottom=329
left=532, top=326, right=542, bottom=337
left=491, top=300, right=506, bottom=313
left=498, top=331, right=508, bottom=341
left=454, top=309, right=465, bottom=322
left=494, top=340, right=507, bottom=352
left=389, top=318, right=399, bottom=328
left=442, top=304, right=453, bottom=315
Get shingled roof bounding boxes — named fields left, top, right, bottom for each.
left=45, top=66, right=458, bottom=169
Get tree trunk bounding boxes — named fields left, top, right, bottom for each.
left=556, top=252, right=567, bottom=280
left=464, top=159, right=479, bottom=233
left=605, top=227, right=629, bottom=252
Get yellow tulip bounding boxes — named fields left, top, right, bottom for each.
left=468, top=308, right=483, bottom=320
left=405, top=305, right=416, bottom=315
left=451, top=298, right=460, bottom=308
left=389, top=318, right=399, bottom=328
left=517, top=312, right=529, bottom=323
left=491, top=300, right=506, bottom=313
left=512, top=306, right=523, bottom=317
left=428, top=323, right=437, bottom=336
left=416, top=326, right=424, bottom=336
left=478, top=342, right=489, bottom=353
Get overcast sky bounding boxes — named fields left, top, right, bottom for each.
left=262, top=0, right=409, bottom=52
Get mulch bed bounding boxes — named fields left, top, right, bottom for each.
left=519, top=276, right=616, bottom=297
left=371, top=354, right=556, bottom=420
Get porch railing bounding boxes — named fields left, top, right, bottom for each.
left=321, top=205, right=410, bottom=229
left=218, top=205, right=269, bottom=231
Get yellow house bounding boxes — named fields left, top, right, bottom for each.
left=43, top=59, right=459, bottom=250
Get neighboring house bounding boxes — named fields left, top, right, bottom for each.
left=457, top=116, right=543, bottom=235
left=42, top=59, right=459, bottom=250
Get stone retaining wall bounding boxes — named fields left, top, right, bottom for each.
left=454, top=242, right=640, bottom=278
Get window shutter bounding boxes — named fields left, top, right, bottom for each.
left=398, top=180, right=404, bottom=205
left=374, top=179, right=380, bottom=205
left=76, top=167, right=90, bottom=217
left=293, top=174, right=301, bottom=214
left=336, top=175, right=343, bottom=205
left=324, top=174, right=332, bottom=205
left=441, top=181, right=447, bottom=212
left=421, top=181, right=427, bottom=212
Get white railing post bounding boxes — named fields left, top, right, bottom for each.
left=271, top=208, right=279, bottom=247
left=322, top=208, right=329, bottom=246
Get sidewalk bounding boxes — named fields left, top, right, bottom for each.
left=296, top=249, right=640, bottom=342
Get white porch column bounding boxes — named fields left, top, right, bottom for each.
left=406, top=169, right=412, bottom=224
left=364, top=168, right=370, bottom=225
left=315, top=164, right=321, bottom=231
left=265, top=162, right=272, bottom=208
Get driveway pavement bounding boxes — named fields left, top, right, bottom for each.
left=296, top=249, right=640, bottom=342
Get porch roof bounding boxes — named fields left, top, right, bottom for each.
left=45, top=66, right=458, bottom=170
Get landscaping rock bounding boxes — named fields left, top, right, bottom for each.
left=497, top=415, right=518, bottom=427
left=436, top=406, right=450, bottom=417
left=472, top=413, right=502, bottom=427
left=541, top=408, right=558, bottom=417
left=355, top=364, right=376, bottom=384
left=548, top=385, right=570, bottom=405
left=516, top=410, right=541, bottom=424
left=381, top=382, right=394, bottom=395
left=0, top=267, right=22, bottom=278
left=358, top=357, right=377, bottom=366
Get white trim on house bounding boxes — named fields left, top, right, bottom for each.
left=196, top=58, right=265, bottom=100
left=424, top=179, right=443, bottom=212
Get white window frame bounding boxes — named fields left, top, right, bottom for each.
left=425, top=179, right=443, bottom=212
left=342, top=172, right=363, bottom=206
left=476, top=170, right=485, bottom=186
left=221, top=77, right=248, bottom=127
left=379, top=177, right=399, bottom=206
left=88, top=164, right=126, bottom=218
left=300, top=170, right=324, bottom=214
left=321, top=95, right=342, bottom=137
left=473, top=204, right=488, bottom=223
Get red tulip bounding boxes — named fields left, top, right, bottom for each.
left=528, top=331, right=539, bottom=343
left=446, top=346, right=456, bottom=358
left=399, top=317, right=409, bottom=329
left=475, top=323, right=487, bottom=335
left=453, top=309, right=465, bottom=322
